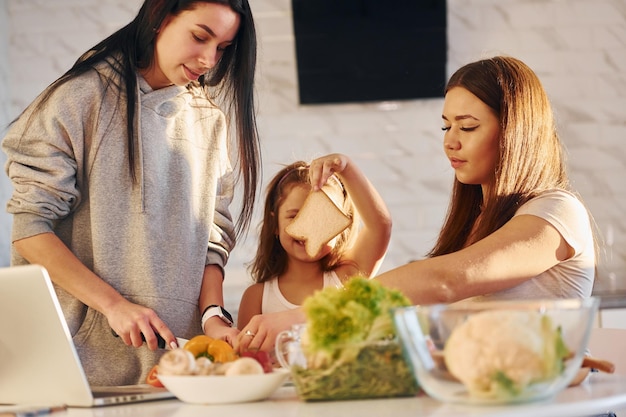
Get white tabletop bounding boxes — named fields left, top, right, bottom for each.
left=55, top=373, right=626, bottom=417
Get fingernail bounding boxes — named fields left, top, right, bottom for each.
left=170, top=341, right=178, bottom=349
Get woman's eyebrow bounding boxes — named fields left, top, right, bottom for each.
left=197, top=24, right=216, bottom=37
left=442, top=114, right=480, bottom=121
left=196, top=24, right=236, bottom=43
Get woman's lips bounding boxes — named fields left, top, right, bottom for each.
left=449, top=157, right=465, bottom=169
left=183, top=65, right=202, bottom=81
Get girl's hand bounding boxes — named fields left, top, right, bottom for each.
left=308, top=153, right=349, bottom=191
left=234, top=309, right=306, bottom=353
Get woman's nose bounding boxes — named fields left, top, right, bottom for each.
left=200, top=46, right=220, bottom=70
left=443, top=131, right=461, bottom=150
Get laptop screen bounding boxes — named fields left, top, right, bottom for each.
left=0, top=265, right=173, bottom=407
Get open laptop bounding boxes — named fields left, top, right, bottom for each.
left=0, top=264, right=175, bottom=407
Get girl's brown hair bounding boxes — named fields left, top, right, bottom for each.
left=248, top=161, right=354, bottom=283
left=429, top=56, right=569, bottom=256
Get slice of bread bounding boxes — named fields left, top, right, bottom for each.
left=285, top=189, right=352, bottom=257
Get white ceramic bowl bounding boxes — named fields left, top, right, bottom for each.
left=158, top=369, right=290, bottom=404
left=393, top=298, right=599, bottom=405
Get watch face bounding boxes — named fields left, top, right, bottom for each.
left=202, top=305, right=234, bottom=328
left=220, top=307, right=233, bottom=324
left=220, top=310, right=233, bottom=326
left=212, top=306, right=233, bottom=326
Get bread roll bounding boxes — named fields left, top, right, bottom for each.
left=285, top=189, right=352, bottom=257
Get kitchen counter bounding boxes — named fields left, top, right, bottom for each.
left=593, top=291, right=626, bottom=309
left=42, top=373, right=626, bottom=417
left=592, top=271, right=626, bottom=309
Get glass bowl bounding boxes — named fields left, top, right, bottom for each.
left=275, top=324, right=419, bottom=401
left=393, top=297, right=599, bottom=405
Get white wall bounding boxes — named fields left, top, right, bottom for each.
left=1, top=0, right=625, bottom=314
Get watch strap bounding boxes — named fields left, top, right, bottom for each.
left=201, top=304, right=233, bottom=328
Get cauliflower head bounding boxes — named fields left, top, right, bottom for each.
left=444, top=310, right=569, bottom=399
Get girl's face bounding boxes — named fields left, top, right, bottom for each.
left=276, top=184, right=334, bottom=261
left=143, top=2, right=240, bottom=89
left=441, top=87, right=501, bottom=190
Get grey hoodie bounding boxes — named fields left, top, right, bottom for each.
left=2, top=60, right=236, bottom=385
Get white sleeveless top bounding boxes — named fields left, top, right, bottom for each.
left=261, top=271, right=343, bottom=314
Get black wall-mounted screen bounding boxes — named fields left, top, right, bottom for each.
left=292, top=0, right=447, bottom=105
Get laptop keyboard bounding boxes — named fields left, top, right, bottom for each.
left=91, top=385, right=168, bottom=398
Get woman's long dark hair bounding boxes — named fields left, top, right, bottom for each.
left=12, top=0, right=260, bottom=238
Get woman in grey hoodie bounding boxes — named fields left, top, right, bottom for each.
left=2, top=0, right=260, bottom=385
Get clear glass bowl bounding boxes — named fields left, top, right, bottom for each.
left=393, top=298, right=599, bottom=405
left=275, top=324, right=419, bottom=401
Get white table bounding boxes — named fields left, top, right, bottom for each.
left=56, top=373, right=626, bottom=417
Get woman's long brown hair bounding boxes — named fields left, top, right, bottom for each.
left=429, top=56, right=569, bottom=256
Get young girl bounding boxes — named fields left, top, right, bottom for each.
left=236, top=153, right=391, bottom=330
left=235, top=56, right=596, bottom=354
left=2, top=0, right=260, bottom=385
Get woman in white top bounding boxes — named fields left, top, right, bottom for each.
left=375, top=56, right=596, bottom=305
left=235, top=56, right=596, bottom=355
left=236, top=153, right=391, bottom=328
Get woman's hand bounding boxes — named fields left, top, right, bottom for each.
left=107, top=298, right=176, bottom=350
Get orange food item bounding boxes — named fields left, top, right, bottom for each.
left=182, top=335, right=237, bottom=363
left=207, top=339, right=237, bottom=363
left=183, top=335, right=214, bottom=358
left=146, top=365, right=164, bottom=388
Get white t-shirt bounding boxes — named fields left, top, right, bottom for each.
left=261, top=271, right=343, bottom=314
left=471, top=189, right=595, bottom=301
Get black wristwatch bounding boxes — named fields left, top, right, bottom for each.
left=201, top=304, right=234, bottom=328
